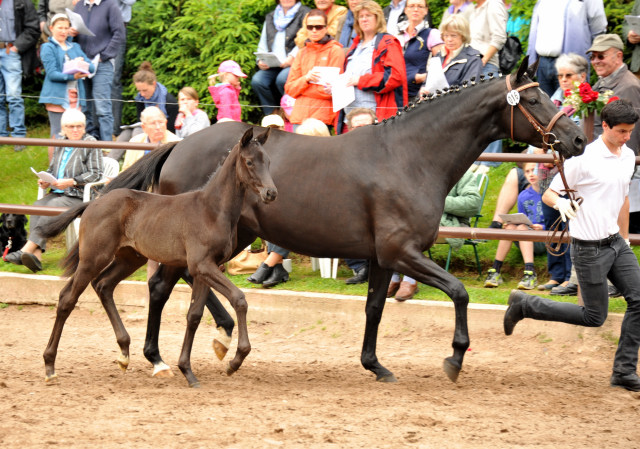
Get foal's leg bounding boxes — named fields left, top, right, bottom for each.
left=91, top=251, right=147, bottom=373
left=392, top=251, right=470, bottom=382
left=360, top=259, right=396, bottom=382
left=180, top=268, right=235, bottom=360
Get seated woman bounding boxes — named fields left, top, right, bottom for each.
left=285, top=9, right=345, bottom=130
left=5, top=109, right=103, bottom=272
left=294, top=0, right=347, bottom=47
left=484, top=162, right=546, bottom=290
left=252, top=0, right=310, bottom=115
left=174, top=87, right=210, bottom=139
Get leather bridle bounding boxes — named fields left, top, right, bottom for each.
left=505, top=75, right=582, bottom=256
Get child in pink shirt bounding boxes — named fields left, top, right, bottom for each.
left=208, top=60, right=247, bottom=122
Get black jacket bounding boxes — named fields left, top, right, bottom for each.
left=12, top=0, right=40, bottom=77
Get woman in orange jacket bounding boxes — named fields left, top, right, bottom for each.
left=285, top=9, right=345, bottom=129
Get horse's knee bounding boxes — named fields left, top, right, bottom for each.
left=449, top=282, right=469, bottom=305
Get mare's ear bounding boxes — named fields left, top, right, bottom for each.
left=256, top=127, right=271, bottom=145
left=240, top=128, right=254, bottom=147
left=515, top=55, right=530, bottom=82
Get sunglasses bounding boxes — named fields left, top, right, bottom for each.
left=590, top=52, right=612, bottom=61
left=306, top=24, right=326, bottom=31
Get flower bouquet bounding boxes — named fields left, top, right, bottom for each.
left=562, top=81, right=616, bottom=119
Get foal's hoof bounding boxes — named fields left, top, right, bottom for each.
left=376, top=373, right=398, bottom=383
left=225, top=362, right=237, bottom=377
left=152, top=362, right=175, bottom=378
left=443, top=357, right=461, bottom=383
left=189, top=381, right=201, bottom=389
left=212, top=327, right=231, bottom=361
left=117, top=354, right=130, bottom=372
left=44, top=373, right=59, bottom=385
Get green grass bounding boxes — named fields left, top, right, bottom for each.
left=0, top=135, right=631, bottom=314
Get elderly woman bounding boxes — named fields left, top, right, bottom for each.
left=336, top=0, right=408, bottom=134
left=285, top=9, right=345, bottom=128
left=252, top=0, right=310, bottom=115
left=433, top=15, right=482, bottom=88
left=536, top=53, right=589, bottom=294
left=5, top=109, right=103, bottom=272
left=398, top=0, right=444, bottom=99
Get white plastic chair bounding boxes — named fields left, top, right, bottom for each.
left=310, top=257, right=340, bottom=279
left=37, top=157, right=120, bottom=247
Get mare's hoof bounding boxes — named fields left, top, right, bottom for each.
left=376, top=373, right=398, bottom=383
left=225, top=362, right=237, bottom=377
left=443, top=357, right=461, bottom=383
left=153, top=369, right=174, bottom=378
left=45, top=373, right=59, bottom=385
left=189, top=381, right=201, bottom=389
left=117, top=354, right=130, bottom=372
left=213, top=327, right=231, bottom=360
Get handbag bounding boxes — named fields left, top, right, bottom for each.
left=226, top=245, right=268, bottom=275
left=498, top=35, right=522, bottom=74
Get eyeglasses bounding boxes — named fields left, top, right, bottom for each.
left=306, top=24, right=326, bottom=31
left=64, top=124, right=84, bottom=129
left=406, top=5, right=426, bottom=9
left=556, top=73, right=576, bottom=79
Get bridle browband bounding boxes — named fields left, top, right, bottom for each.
left=505, top=75, right=582, bottom=256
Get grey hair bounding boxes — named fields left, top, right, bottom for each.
left=60, top=108, right=86, bottom=127
left=555, top=53, right=589, bottom=76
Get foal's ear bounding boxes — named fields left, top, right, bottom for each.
left=515, top=55, right=530, bottom=82
left=240, top=128, right=254, bottom=147
left=256, top=127, right=271, bottom=145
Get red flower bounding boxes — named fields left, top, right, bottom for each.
left=607, top=96, right=620, bottom=104
left=578, top=82, right=599, bottom=103
left=564, top=89, right=573, bottom=98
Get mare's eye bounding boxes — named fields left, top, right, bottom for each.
left=246, top=160, right=253, bottom=166
left=528, top=98, right=538, bottom=105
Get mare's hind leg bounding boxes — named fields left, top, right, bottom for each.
left=43, top=263, right=105, bottom=383
left=180, top=268, right=235, bottom=360
left=91, top=250, right=147, bottom=373
left=392, top=251, right=470, bottom=382
left=361, top=260, right=396, bottom=382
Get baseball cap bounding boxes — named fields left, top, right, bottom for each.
left=586, top=34, right=624, bottom=53
left=261, top=114, right=285, bottom=128
left=218, top=60, right=247, bottom=78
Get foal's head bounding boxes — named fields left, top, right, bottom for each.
left=235, top=128, right=278, bottom=203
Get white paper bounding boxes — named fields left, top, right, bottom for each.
left=65, top=8, right=96, bottom=37
left=309, top=66, right=340, bottom=86
left=499, top=213, right=533, bottom=227
left=253, top=52, right=283, bottom=68
left=625, top=15, right=640, bottom=35
left=424, top=56, right=449, bottom=94
left=31, top=167, right=57, bottom=184
left=331, top=73, right=355, bottom=113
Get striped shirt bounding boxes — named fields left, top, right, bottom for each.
left=47, top=134, right=104, bottom=199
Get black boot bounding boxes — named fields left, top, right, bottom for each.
left=345, top=266, right=368, bottom=284
left=262, top=263, right=289, bottom=288
left=247, top=263, right=273, bottom=284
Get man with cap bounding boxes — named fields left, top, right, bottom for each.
left=527, top=0, right=606, bottom=96
left=590, top=34, right=640, bottom=153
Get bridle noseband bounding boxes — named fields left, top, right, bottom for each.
left=505, top=75, right=582, bottom=256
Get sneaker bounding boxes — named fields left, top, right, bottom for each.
left=517, top=271, right=538, bottom=290
left=14, top=144, right=25, bottom=152
left=484, top=268, right=503, bottom=288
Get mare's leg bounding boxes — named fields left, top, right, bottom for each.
left=91, top=250, right=147, bottom=373
left=180, top=268, right=235, bottom=360
left=179, top=268, right=250, bottom=388
left=361, top=259, right=396, bottom=382
left=392, top=250, right=470, bottom=382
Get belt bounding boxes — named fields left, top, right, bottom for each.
left=571, top=234, right=619, bottom=248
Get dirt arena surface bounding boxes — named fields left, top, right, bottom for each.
left=1, top=295, right=639, bottom=448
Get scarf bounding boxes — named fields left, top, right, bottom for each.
left=273, top=2, right=302, bottom=32
left=135, top=82, right=169, bottom=116
left=339, top=10, right=355, bottom=48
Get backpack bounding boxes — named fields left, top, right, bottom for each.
left=499, top=35, right=522, bottom=74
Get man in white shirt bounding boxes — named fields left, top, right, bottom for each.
left=504, top=99, right=640, bottom=392
left=382, top=0, right=406, bottom=37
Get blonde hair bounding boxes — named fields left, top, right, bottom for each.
left=296, top=118, right=330, bottom=137
left=439, top=14, right=471, bottom=44
left=178, top=86, right=199, bottom=101
left=353, top=0, right=386, bottom=40
left=208, top=72, right=235, bottom=86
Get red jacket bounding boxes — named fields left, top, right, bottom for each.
left=337, top=33, right=408, bottom=133
left=285, top=38, right=345, bottom=125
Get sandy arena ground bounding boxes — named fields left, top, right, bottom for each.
left=1, top=288, right=639, bottom=448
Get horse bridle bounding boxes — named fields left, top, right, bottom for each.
left=505, top=76, right=582, bottom=256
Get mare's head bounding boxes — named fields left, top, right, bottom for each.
left=504, top=57, right=586, bottom=158
left=235, top=128, right=277, bottom=203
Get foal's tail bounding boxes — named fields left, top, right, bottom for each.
left=38, top=202, right=90, bottom=240
left=102, top=141, right=179, bottom=194
left=61, top=241, right=80, bottom=277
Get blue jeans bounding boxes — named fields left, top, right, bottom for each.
left=478, top=62, right=502, bottom=167
left=251, top=67, right=290, bottom=115
left=0, top=50, right=26, bottom=137
left=85, top=60, right=115, bottom=142
left=520, top=234, right=640, bottom=375
left=536, top=56, right=559, bottom=98
left=267, top=242, right=289, bottom=259
left=541, top=201, right=571, bottom=283
left=111, top=27, right=127, bottom=136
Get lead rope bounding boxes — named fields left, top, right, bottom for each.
left=505, top=75, right=582, bottom=256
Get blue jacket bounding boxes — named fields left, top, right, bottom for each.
left=39, top=38, right=94, bottom=108
left=440, top=44, right=483, bottom=87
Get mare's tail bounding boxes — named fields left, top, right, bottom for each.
left=102, top=141, right=178, bottom=194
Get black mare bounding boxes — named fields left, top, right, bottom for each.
left=40, top=129, right=276, bottom=387
left=61, top=59, right=586, bottom=383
